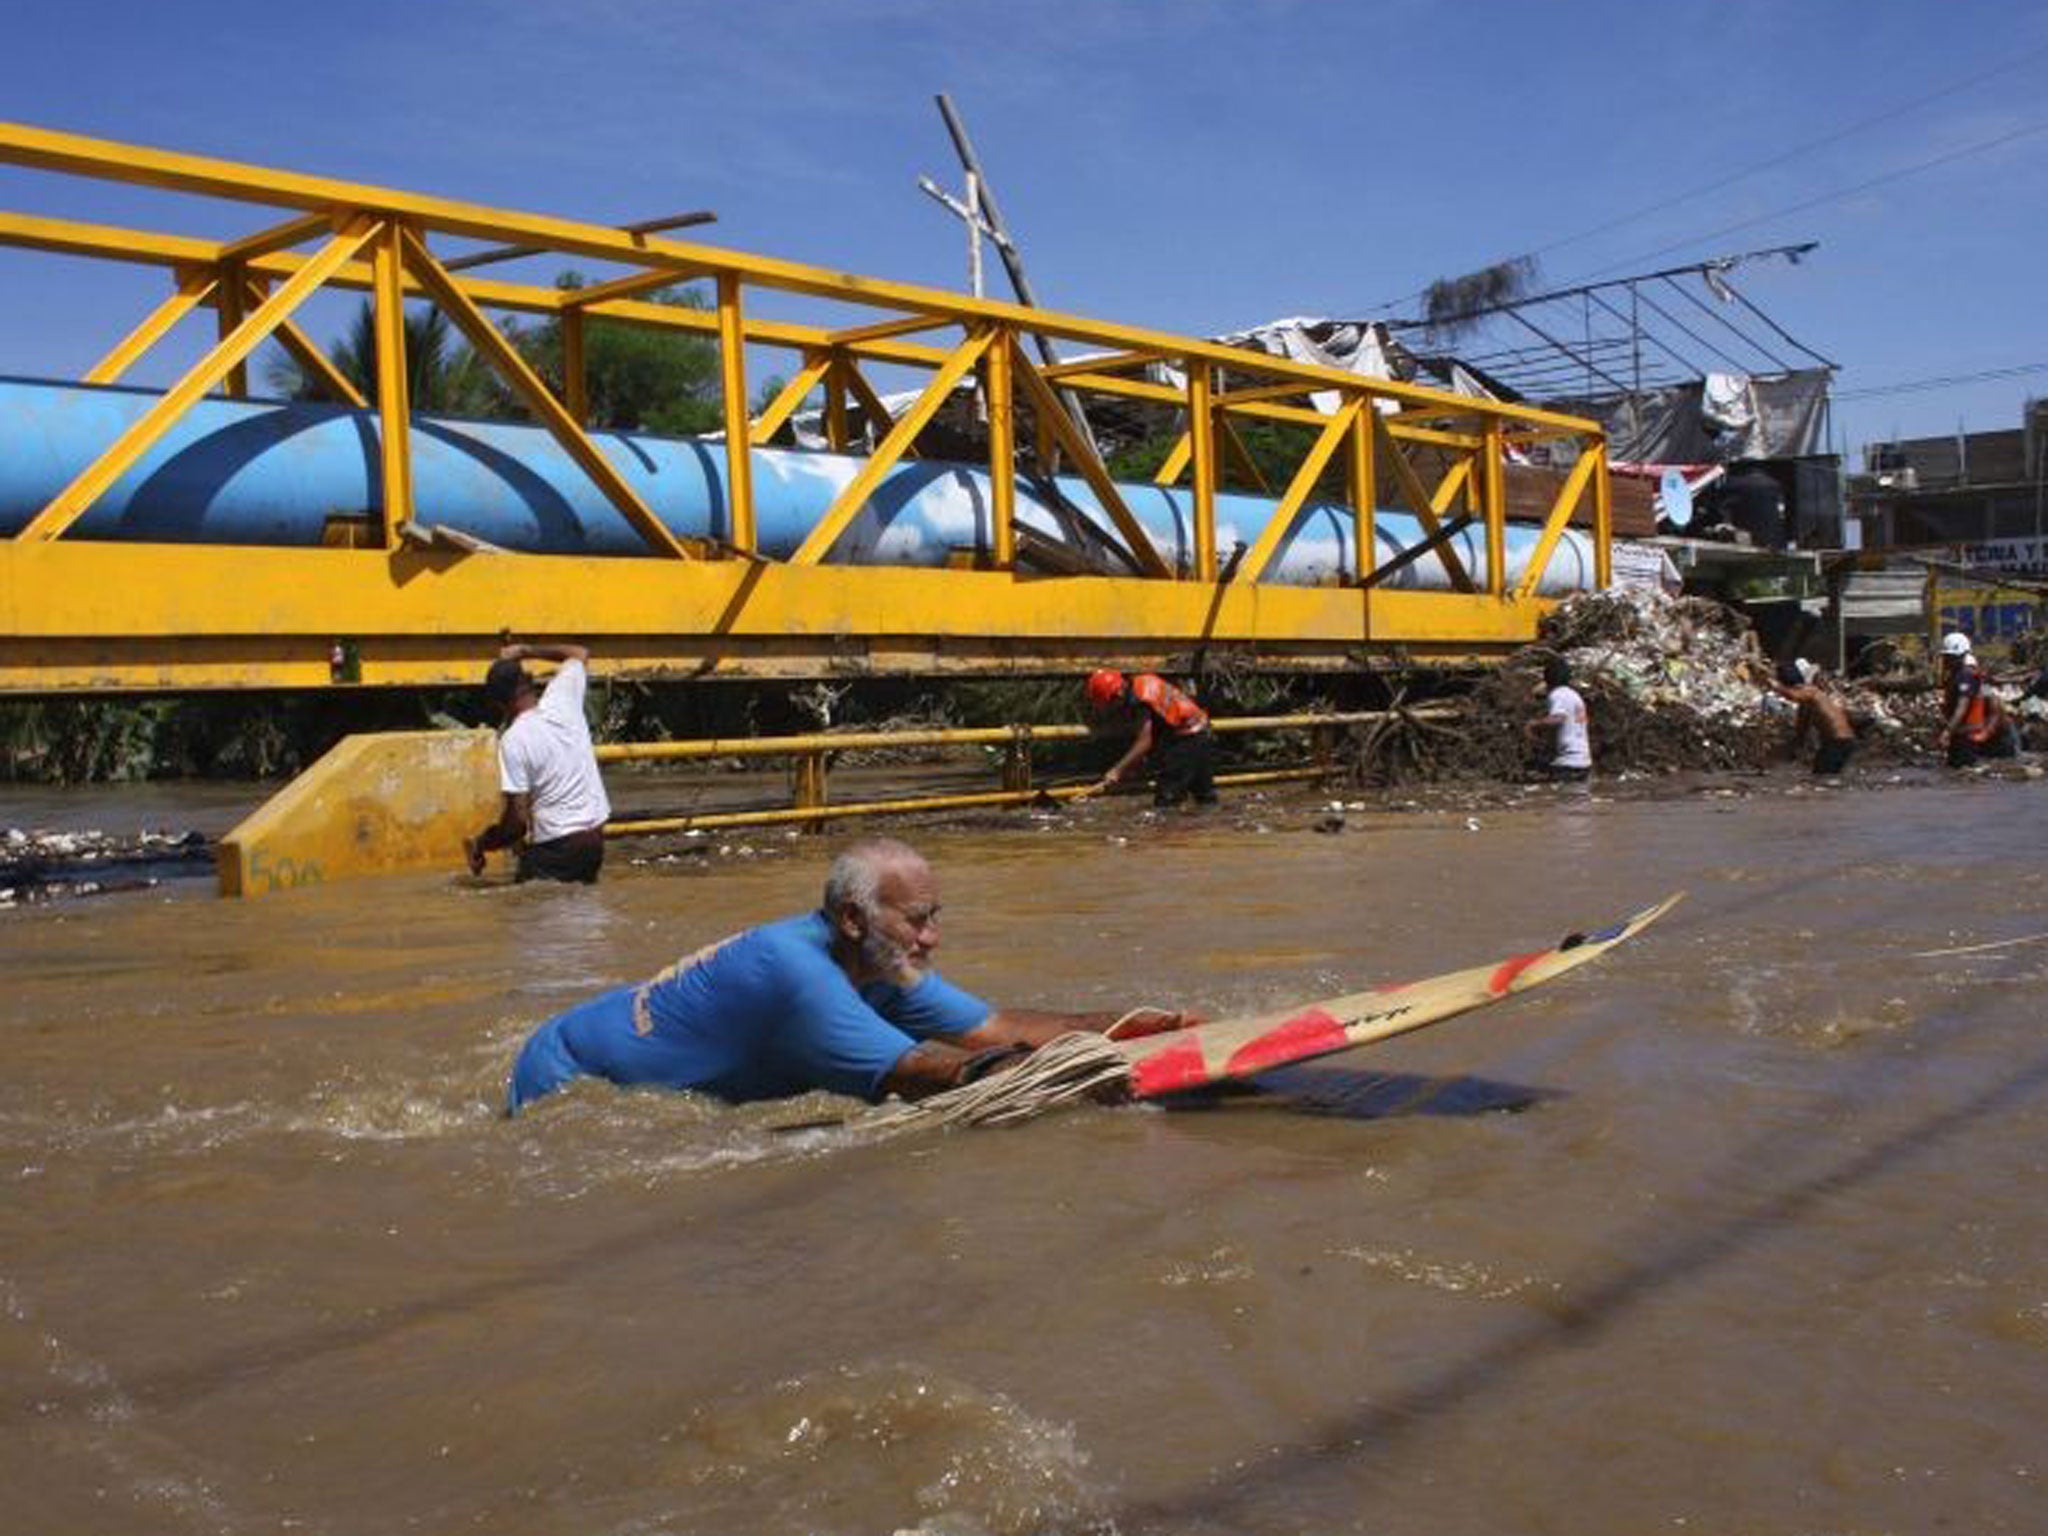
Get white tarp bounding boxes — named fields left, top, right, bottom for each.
left=1144, top=317, right=1406, bottom=415
left=1553, top=368, right=1832, bottom=462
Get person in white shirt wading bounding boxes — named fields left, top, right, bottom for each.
left=1525, top=656, right=1593, bottom=783
left=464, top=641, right=610, bottom=884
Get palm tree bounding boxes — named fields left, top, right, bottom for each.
left=506, top=273, right=723, bottom=435
left=265, top=302, right=504, bottom=418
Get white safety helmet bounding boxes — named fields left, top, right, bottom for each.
left=1939, top=632, right=1972, bottom=658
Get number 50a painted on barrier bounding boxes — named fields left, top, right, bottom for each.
left=245, top=847, right=326, bottom=892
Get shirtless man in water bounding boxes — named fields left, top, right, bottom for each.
left=1764, top=660, right=1858, bottom=776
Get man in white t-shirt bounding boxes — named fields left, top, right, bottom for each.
left=1525, top=656, right=1593, bottom=782
left=463, top=641, right=611, bottom=883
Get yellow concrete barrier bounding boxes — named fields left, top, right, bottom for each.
left=217, top=730, right=499, bottom=898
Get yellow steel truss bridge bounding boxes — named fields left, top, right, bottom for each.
left=0, top=122, right=1611, bottom=693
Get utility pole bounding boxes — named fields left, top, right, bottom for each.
left=926, top=93, right=1099, bottom=458
left=916, top=170, right=988, bottom=298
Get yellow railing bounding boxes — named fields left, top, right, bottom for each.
left=596, top=711, right=1439, bottom=835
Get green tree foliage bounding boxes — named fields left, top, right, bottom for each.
left=264, top=276, right=728, bottom=437
left=506, top=273, right=723, bottom=435
left=264, top=303, right=499, bottom=416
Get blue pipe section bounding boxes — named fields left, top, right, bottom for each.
left=0, top=377, right=1596, bottom=593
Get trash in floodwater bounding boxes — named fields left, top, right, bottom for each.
left=0, top=826, right=211, bottom=904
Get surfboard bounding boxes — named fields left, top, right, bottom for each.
left=1109, top=892, right=1683, bottom=1099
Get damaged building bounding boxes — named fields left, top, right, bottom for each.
left=1848, top=398, right=2048, bottom=575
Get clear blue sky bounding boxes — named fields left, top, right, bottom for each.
left=5, top=0, right=2046, bottom=465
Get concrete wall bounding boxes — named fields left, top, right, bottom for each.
left=1868, top=429, right=2029, bottom=490
left=217, top=730, right=500, bottom=897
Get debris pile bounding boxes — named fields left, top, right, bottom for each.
left=1539, top=586, right=1781, bottom=770
left=1348, top=586, right=1950, bottom=784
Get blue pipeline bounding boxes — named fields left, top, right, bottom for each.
left=0, top=377, right=1596, bottom=593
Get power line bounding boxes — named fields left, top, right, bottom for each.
left=1834, top=360, right=2048, bottom=401
left=1570, top=116, right=2048, bottom=284
left=1526, top=37, right=2048, bottom=268
left=1350, top=36, right=2048, bottom=316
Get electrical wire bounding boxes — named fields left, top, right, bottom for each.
left=1570, top=116, right=2048, bottom=283
left=1834, top=360, right=2048, bottom=401
left=1529, top=37, right=2048, bottom=269
left=1350, top=36, right=2048, bottom=317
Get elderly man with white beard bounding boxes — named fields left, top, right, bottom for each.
left=505, top=837, right=1195, bottom=1113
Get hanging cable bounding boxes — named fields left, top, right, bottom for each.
left=1346, top=37, right=2048, bottom=316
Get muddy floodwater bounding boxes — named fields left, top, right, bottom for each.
left=4, top=774, right=2047, bottom=1535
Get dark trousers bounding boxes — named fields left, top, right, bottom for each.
left=1948, top=726, right=2017, bottom=769
left=1812, top=738, right=1856, bottom=775
left=517, top=827, right=606, bottom=884
left=1153, top=729, right=1217, bottom=806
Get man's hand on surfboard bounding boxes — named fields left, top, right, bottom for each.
left=1104, top=1007, right=1204, bottom=1041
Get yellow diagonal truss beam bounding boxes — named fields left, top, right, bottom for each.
left=1039, top=370, right=1182, bottom=405
left=788, top=330, right=994, bottom=566
left=219, top=210, right=336, bottom=264
left=239, top=273, right=368, bottom=407
left=1014, top=340, right=1173, bottom=579
left=829, top=313, right=953, bottom=347
left=14, top=216, right=382, bottom=543
left=1234, top=400, right=1362, bottom=584
left=834, top=358, right=905, bottom=450
left=750, top=351, right=832, bottom=446
left=1039, top=348, right=1164, bottom=381
left=1215, top=380, right=1319, bottom=408
left=1385, top=420, right=1485, bottom=451
left=1053, top=369, right=1336, bottom=430
left=1431, top=458, right=1475, bottom=514
left=563, top=266, right=699, bottom=309
left=399, top=225, right=692, bottom=561
left=1373, top=414, right=1476, bottom=593
left=1153, top=433, right=1192, bottom=486
left=82, top=268, right=217, bottom=384
left=1513, top=445, right=1603, bottom=601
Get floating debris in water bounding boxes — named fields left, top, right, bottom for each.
left=0, top=826, right=203, bottom=904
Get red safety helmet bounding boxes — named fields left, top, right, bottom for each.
left=1084, top=668, right=1126, bottom=709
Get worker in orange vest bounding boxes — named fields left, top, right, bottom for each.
left=1937, top=632, right=2016, bottom=769
left=1084, top=668, right=1219, bottom=808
